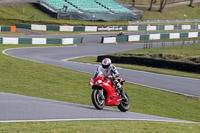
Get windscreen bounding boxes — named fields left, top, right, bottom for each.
left=93, top=70, right=103, bottom=79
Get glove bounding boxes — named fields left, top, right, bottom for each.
left=117, top=82, right=122, bottom=88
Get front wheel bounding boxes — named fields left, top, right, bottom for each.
left=91, top=89, right=105, bottom=110
left=117, top=92, right=130, bottom=112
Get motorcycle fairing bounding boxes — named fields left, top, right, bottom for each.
left=101, top=79, right=120, bottom=105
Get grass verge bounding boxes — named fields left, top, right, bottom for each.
left=113, top=43, right=200, bottom=64
left=0, top=121, right=200, bottom=133
left=138, top=3, right=200, bottom=20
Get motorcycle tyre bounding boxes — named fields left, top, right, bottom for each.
left=91, top=89, right=105, bottom=110
left=117, top=92, right=130, bottom=112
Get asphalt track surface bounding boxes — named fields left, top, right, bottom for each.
left=1, top=33, right=200, bottom=123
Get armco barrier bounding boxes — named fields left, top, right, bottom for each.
left=0, top=37, right=83, bottom=45
left=16, top=23, right=129, bottom=32
left=15, top=23, right=31, bottom=30
left=97, top=55, right=200, bottom=73
left=102, top=31, right=200, bottom=43
left=1, top=26, right=10, bottom=32
left=0, top=26, right=16, bottom=32
left=128, top=24, right=200, bottom=31
left=16, top=23, right=200, bottom=32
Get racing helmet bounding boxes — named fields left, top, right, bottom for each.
left=102, top=58, right=111, bottom=69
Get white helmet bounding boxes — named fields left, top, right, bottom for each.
left=102, top=58, right=111, bottom=69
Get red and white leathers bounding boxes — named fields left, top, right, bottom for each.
left=95, top=64, right=122, bottom=90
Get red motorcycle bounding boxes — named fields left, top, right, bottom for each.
left=89, top=70, right=130, bottom=112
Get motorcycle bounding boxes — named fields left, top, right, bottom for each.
left=89, top=70, right=130, bottom=112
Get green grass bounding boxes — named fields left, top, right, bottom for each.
left=120, top=0, right=188, bottom=5
left=115, top=43, right=200, bottom=56
left=0, top=121, right=200, bottom=133
left=0, top=45, right=200, bottom=123
left=0, top=4, right=52, bottom=25
left=113, top=43, right=200, bottom=63
left=140, top=3, right=200, bottom=20
left=0, top=45, right=91, bottom=104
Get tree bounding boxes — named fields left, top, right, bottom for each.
left=132, top=0, right=135, bottom=7
left=159, top=0, right=167, bottom=12
left=148, top=0, right=157, bottom=11
left=189, top=0, right=194, bottom=7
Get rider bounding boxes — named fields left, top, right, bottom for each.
left=118, top=31, right=124, bottom=36
left=96, top=58, right=122, bottom=90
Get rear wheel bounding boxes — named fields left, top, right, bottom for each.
left=91, top=89, right=105, bottom=110
left=117, top=92, right=130, bottom=112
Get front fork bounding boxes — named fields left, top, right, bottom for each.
left=117, top=87, right=127, bottom=99
left=99, top=89, right=105, bottom=100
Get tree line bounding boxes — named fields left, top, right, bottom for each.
left=132, top=0, right=194, bottom=12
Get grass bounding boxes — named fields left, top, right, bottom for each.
left=115, top=43, right=200, bottom=56
left=0, top=45, right=200, bottom=123
left=0, top=4, right=52, bottom=20
left=0, top=4, right=52, bottom=25
left=0, top=45, right=91, bottom=105
left=140, top=2, right=200, bottom=20
left=120, top=0, right=188, bottom=5
left=113, top=43, right=200, bottom=64
left=0, top=121, right=200, bottom=133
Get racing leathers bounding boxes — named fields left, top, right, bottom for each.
left=96, top=64, right=122, bottom=90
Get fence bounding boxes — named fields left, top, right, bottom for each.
left=16, top=23, right=200, bottom=32
left=101, top=31, right=200, bottom=43
left=0, top=26, right=16, bottom=32
left=15, top=23, right=127, bottom=32
left=0, top=37, right=83, bottom=45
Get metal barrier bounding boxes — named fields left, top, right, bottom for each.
left=0, top=26, right=16, bottom=32
left=102, top=31, right=200, bottom=43
left=0, top=37, right=83, bottom=45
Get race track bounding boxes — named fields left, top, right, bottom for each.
left=1, top=33, right=200, bottom=123
left=0, top=92, right=192, bottom=123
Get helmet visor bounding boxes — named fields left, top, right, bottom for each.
left=102, top=64, right=110, bottom=69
